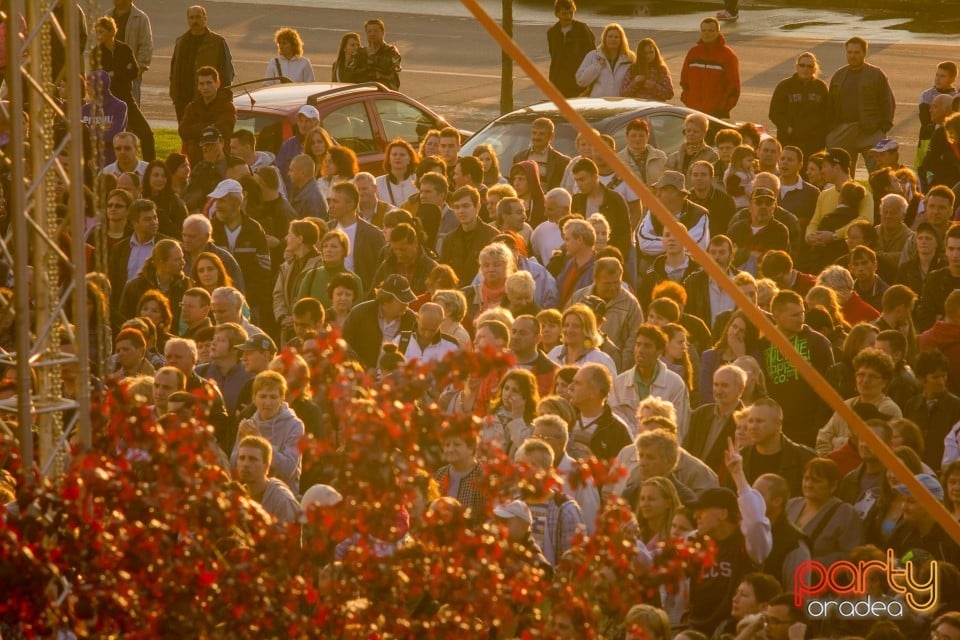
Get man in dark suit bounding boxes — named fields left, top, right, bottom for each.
left=512, top=117, right=571, bottom=191
left=108, top=199, right=169, bottom=307
left=685, top=364, right=746, bottom=470
left=327, top=181, right=386, bottom=292
left=342, top=274, right=417, bottom=372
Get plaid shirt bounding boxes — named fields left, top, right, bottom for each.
left=434, top=463, right=486, bottom=521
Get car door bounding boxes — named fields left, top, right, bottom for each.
left=373, top=98, right=443, bottom=150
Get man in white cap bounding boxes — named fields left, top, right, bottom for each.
left=636, top=170, right=711, bottom=263
left=277, top=104, right=323, bottom=193
left=493, top=499, right=553, bottom=575
left=209, top=179, right=272, bottom=324
left=868, top=138, right=902, bottom=172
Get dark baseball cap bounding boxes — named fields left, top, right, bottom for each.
left=200, top=125, right=222, bottom=145
left=378, top=274, right=416, bottom=304
left=750, top=187, right=777, bottom=203
left=690, top=487, right=739, bottom=517
left=823, top=147, right=850, bottom=172
left=235, top=334, right=277, bottom=353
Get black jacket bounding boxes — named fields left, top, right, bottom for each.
left=342, top=299, right=417, bottom=370
left=685, top=403, right=741, bottom=471
left=683, top=266, right=739, bottom=329
left=212, top=214, right=272, bottom=307
left=740, top=434, right=817, bottom=498
left=343, top=218, right=386, bottom=292
left=107, top=233, right=172, bottom=307
left=586, top=405, right=632, bottom=462
left=904, top=391, right=960, bottom=470
left=689, top=186, right=736, bottom=239
left=439, top=221, right=499, bottom=285
left=512, top=146, right=571, bottom=191
left=572, top=184, right=632, bottom=263
left=768, top=74, right=830, bottom=155
left=369, top=247, right=438, bottom=298
left=638, top=254, right=702, bottom=308
left=920, top=125, right=960, bottom=191
left=917, top=266, right=960, bottom=332
left=547, top=20, right=596, bottom=98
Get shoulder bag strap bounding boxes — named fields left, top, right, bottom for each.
left=274, top=57, right=283, bottom=78
left=808, top=501, right=842, bottom=545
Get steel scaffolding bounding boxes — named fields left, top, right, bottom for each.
left=2, top=0, right=92, bottom=476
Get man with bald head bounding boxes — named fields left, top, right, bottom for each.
left=153, top=366, right=187, bottom=416
left=394, top=302, right=460, bottom=364
left=685, top=364, right=746, bottom=470
left=919, top=93, right=959, bottom=190
left=288, top=154, right=327, bottom=219
left=169, top=5, right=234, bottom=121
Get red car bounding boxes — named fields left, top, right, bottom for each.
left=231, top=80, right=467, bottom=175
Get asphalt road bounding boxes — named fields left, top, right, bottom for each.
left=139, top=0, right=960, bottom=167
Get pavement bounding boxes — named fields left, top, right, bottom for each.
left=141, top=0, right=960, bottom=169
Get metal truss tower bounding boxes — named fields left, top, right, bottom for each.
left=2, top=0, right=93, bottom=477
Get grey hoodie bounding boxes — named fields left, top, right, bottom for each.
left=230, top=402, right=304, bottom=492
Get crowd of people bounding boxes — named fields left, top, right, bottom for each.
left=4, top=0, right=960, bottom=637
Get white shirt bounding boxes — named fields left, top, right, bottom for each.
left=376, top=174, right=417, bottom=208
left=101, top=159, right=149, bottom=178
left=599, top=172, right=640, bottom=204
left=336, top=220, right=359, bottom=272
left=264, top=55, right=315, bottom=84
left=530, top=220, right=562, bottom=265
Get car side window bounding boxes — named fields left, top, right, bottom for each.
left=321, top=102, right=376, bottom=154
left=376, top=99, right=437, bottom=146
left=647, top=114, right=686, bottom=156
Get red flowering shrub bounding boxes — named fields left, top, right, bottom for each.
left=0, top=330, right=714, bottom=637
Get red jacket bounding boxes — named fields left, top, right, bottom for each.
left=680, top=34, right=740, bottom=117
left=919, top=321, right=960, bottom=395
left=840, top=291, right=879, bottom=325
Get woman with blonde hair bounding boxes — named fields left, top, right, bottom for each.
left=432, top=289, right=471, bottom=348
left=547, top=304, right=618, bottom=379
left=575, top=23, right=635, bottom=98
left=624, top=604, right=673, bottom=640
left=733, top=355, right=767, bottom=405
left=635, top=476, right=681, bottom=550
left=621, top=38, right=674, bottom=101
left=267, top=27, right=315, bottom=84
left=297, top=229, right=363, bottom=306
left=463, top=242, right=516, bottom=322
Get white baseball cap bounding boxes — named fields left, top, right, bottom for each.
left=207, top=179, right=243, bottom=199
left=297, top=105, right=320, bottom=120
left=493, top=499, right=532, bottom=525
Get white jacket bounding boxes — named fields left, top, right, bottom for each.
left=575, top=50, right=634, bottom=98
left=610, top=364, right=691, bottom=441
